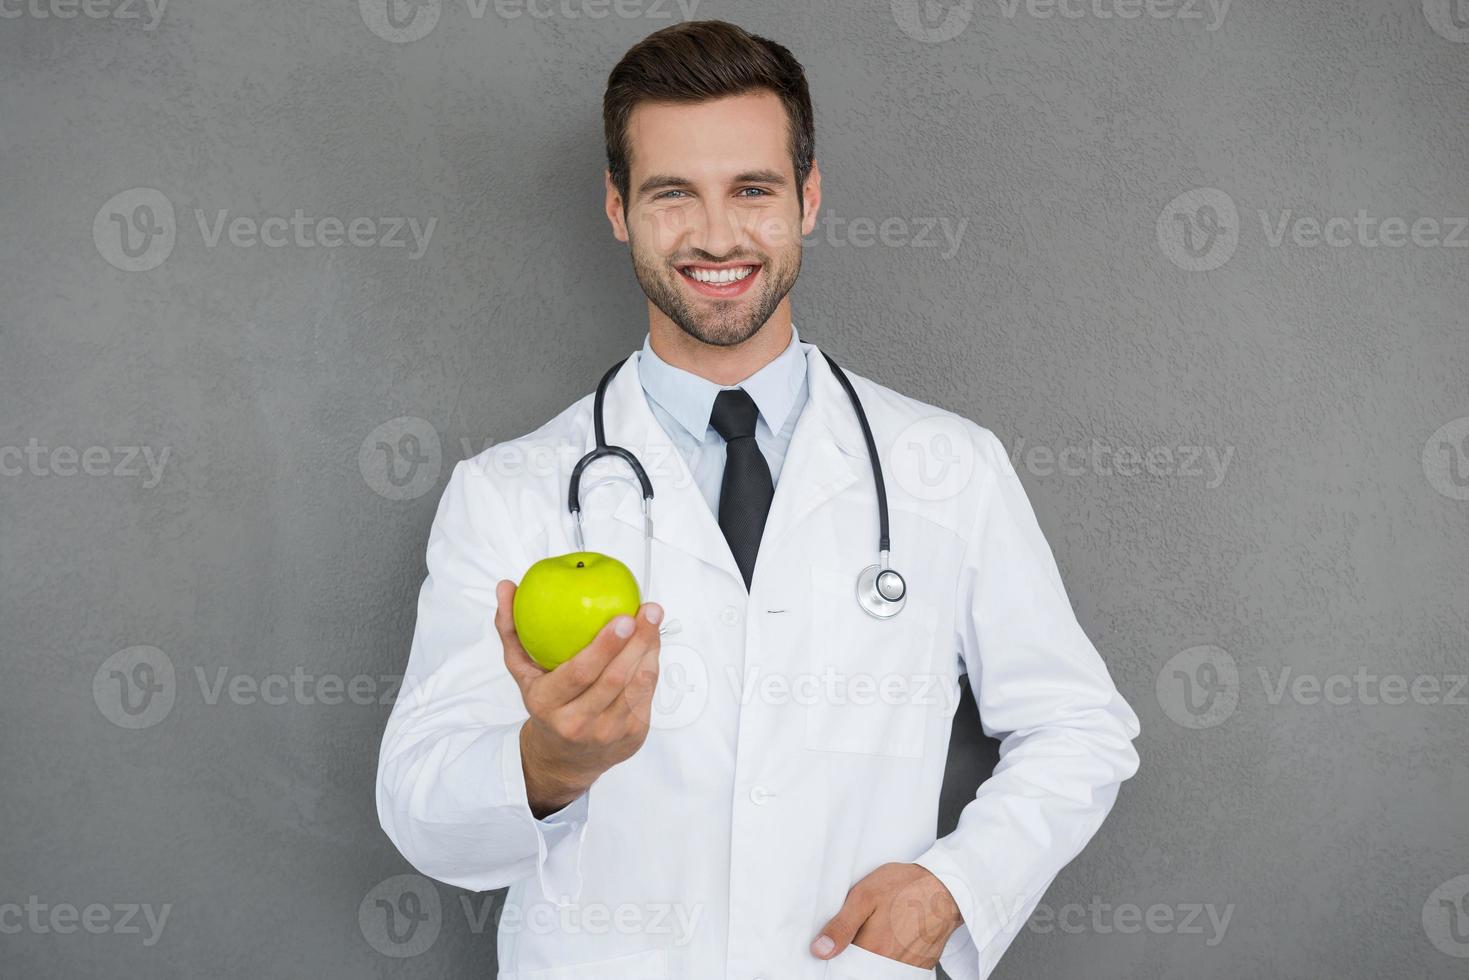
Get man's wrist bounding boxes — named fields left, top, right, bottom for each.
left=520, top=723, right=594, bottom=819
left=911, top=863, right=965, bottom=933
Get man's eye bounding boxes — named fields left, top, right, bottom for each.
left=737, top=187, right=771, bottom=198
left=655, top=190, right=689, bottom=200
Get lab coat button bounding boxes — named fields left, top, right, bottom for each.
left=720, top=606, right=739, bottom=626
left=749, top=785, right=775, bottom=805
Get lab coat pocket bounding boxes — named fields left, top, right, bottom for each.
left=823, top=942, right=935, bottom=979
left=498, top=947, right=669, bottom=980
left=803, top=566, right=938, bottom=760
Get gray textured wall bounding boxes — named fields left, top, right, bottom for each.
left=3, top=1, right=1467, bottom=977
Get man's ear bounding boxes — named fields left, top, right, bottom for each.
left=605, top=171, right=629, bottom=243
left=800, top=159, right=823, bottom=238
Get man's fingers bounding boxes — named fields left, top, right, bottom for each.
left=572, top=603, right=663, bottom=717
left=503, top=638, right=546, bottom=690
left=811, top=887, right=874, bottom=960
left=494, top=580, right=522, bottom=645
left=620, top=635, right=664, bottom=726
left=496, top=582, right=664, bottom=725
left=535, top=613, right=638, bottom=706
left=616, top=607, right=666, bottom=726
left=496, top=581, right=546, bottom=690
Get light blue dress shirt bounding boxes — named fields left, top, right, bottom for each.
left=637, top=325, right=810, bottom=519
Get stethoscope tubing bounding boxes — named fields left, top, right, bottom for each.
left=566, top=348, right=904, bottom=617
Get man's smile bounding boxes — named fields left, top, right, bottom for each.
left=676, top=260, right=762, bottom=298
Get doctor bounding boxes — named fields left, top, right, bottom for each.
left=377, top=19, right=1141, bottom=980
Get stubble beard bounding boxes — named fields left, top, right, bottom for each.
left=629, top=236, right=801, bottom=349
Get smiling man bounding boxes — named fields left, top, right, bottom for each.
left=376, top=19, right=1141, bottom=980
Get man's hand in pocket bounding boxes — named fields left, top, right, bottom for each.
left=810, top=862, right=964, bottom=968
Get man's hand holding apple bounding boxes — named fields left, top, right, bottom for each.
left=495, top=579, right=664, bottom=819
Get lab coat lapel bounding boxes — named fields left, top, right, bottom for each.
left=587, top=353, right=744, bottom=585
left=752, top=343, right=868, bottom=576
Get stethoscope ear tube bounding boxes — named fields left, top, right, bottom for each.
left=569, top=357, right=656, bottom=596
left=568, top=444, right=653, bottom=514
left=818, top=352, right=906, bottom=619
left=819, top=352, right=891, bottom=555
left=568, top=358, right=656, bottom=516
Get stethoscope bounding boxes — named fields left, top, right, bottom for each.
left=569, top=350, right=907, bottom=620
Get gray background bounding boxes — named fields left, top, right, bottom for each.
left=2, top=0, right=1467, bottom=977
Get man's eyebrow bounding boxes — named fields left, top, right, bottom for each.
left=637, top=174, right=694, bottom=196
left=732, top=169, right=788, bottom=186
left=636, top=170, right=790, bottom=196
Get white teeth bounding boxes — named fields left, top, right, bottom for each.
left=685, top=265, right=755, bottom=284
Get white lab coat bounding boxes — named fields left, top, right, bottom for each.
left=376, top=340, right=1142, bottom=980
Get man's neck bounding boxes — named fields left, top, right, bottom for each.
left=648, top=303, right=794, bottom=387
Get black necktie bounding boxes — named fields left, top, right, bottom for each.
left=709, top=388, right=774, bottom=591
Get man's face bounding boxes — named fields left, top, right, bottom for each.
left=607, top=90, right=820, bottom=347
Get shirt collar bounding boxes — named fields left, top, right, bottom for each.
left=638, top=324, right=806, bottom=444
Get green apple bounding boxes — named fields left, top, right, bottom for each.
left=512, top=551, right=641, bottom=670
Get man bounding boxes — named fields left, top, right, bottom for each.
left=377, top=20, right=1141, bottom=979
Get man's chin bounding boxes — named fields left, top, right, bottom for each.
left=674, top=310, right=767, bottom=348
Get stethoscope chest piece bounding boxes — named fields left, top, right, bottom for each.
left=856, top=561, right=907, bottom=619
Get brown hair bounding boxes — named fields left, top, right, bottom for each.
left=603, top=20, right=815, bottom=211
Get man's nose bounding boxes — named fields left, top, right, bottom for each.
left=690, top=198, right=745, bottom=257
